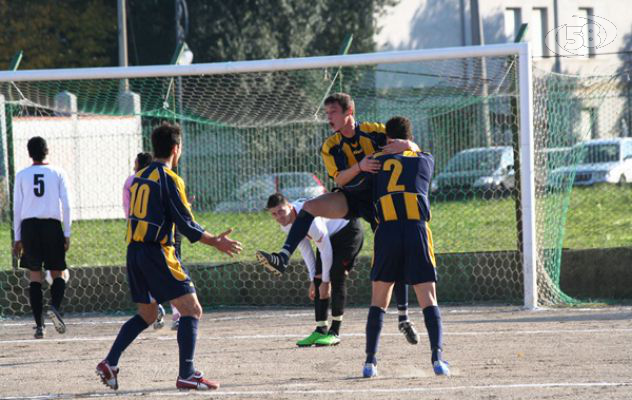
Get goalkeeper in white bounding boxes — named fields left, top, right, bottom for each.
left=265, top=193, right=363, bottom=346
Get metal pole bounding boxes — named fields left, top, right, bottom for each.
left=117, top=0, right=129, bottom=91
left=470, top=0, right=491, bottom=146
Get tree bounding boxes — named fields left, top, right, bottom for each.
left=0, top=0, right=117, bottom=69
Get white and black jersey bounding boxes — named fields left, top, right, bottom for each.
left=280, top=201, right=362, bottom=282
left=13, top=163, right=72, bottom=270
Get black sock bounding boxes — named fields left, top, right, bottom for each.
left=423, top=305, right=444, bottom=363
left=106, top=315, right=149, bottom=366
left=329, top=316, right=342, bottom=336
left=29, top=282, right=44, bottom=327
left=394, top=281, right=409, bottom=322
left=177, top=316, right=199, bottom=379
left=50, top=277, right=66, bottom=310
left=313, top=278, right=329, bottom=333
left=365, top=306, right=385, bottom=365
left=330, top=278, right=346, bottom=336
left=281, top=210, right=315, bottom=258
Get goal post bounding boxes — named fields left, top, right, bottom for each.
left=0, top=41, right=583, bottom=315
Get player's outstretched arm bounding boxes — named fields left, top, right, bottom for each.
left=199, top=228, right=243, bottom=257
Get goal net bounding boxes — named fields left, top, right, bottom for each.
left=0, top=43, right=619, bottom=316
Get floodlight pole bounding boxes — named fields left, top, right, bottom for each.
left=117, top=0, right=129, bottom=92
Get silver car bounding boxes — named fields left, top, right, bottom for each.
left=431, top=146, right=515, bottom=195
left=214, top=172, right=327, bottom=212
left=549, top=138, right=632, bottom=186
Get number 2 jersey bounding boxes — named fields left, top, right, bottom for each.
left=371, top=150, right=434, bottom=224
left=126, top=161, right=204, bottom=246
left=13, top=163, right=71, bottom=241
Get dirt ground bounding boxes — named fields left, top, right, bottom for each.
left=1, top=305, right=631, bottom=399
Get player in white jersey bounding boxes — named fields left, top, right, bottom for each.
left=266, top=193, right=363, bottom=347
left=12, top=137, right=71, bottom=339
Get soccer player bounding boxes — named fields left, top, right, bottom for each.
left=257, top=92, right=419, bottom=344
left=362, top=116, right=449, bottom=378
left=96, top=123, right=242, bottom=391
left=266, top=193, right=363, bottom=347
left=12, top=136, right=71, bottom=339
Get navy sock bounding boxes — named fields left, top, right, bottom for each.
left=177, top=316, right=199, bottom=379
left=423, top=305, right=443, bottom=362
left=365, top=306, right=385, bottom=365
left=313, top=279, right=328, bottom=333
left=394, top=281, right=409, bottom=322
left=281, top=209, right=315, bottom=258
left=106, top=315, right=149, bottom=366
left=50, top=277, right=66, bottom=310
left=29, top=282, right=43, bottom=327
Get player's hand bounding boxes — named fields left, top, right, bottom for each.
left=211, top=228, right=243, bottom=257
left=358, top=155, right=381, bottom=174
left=382, top=138, right=413, bottom=154
left=64, top=237, right=70, bottom=252
left=308, top=282, right=316, bottom=300
left=12, top=241, right=22, bottom=257
left=319, top=281, right=331, bottom=299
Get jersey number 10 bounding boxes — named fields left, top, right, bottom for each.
left=129, top=183, right=150, bottom=218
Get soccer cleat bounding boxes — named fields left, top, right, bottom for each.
left=433, top=360, right=450, bottom=376
left=33, top=325, right=45, bottom=339
left=362, top=362, right=378, bottom=378
left=398, top=320, right=419, bottom=345
left=314, top=333, right=341, bottom=347
left=176, top=371, right=219, bottom=390
left=296, top=331, right=326, bottom=347
left=47, top=306, right=66, bottom=334
left=255, top=251, right=287, bottom=276
left=154, top=304, right=165, bottom=330
left=96, top=360, right=119, bottom=390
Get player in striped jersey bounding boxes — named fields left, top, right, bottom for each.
left=266, top=193, right=363, bottom=347
left=362, top=116, right=449, bottom=378
left=257, top=92, right=419, bottom=344
left=96, top=123, right=242, bottom=391
left=13, top=137, right=71, bottom=339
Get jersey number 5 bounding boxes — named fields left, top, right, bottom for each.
left=33, top=174, right=45, bottom=197
left=129, top=183, right=150, bottom=218
left=383, top=159, right=405, bottom=192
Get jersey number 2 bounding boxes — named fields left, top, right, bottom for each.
left=383, top=159, right=405, bottom=192
left=129, top=183, right=150, bottom=218
left=33, top=174, right=45, bottom=197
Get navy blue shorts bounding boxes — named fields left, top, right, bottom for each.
left=335, top=188, right=377, bottom=231
left=371, top=221, right=437, bottom=285
left=126, top=242, right=196, bottom=304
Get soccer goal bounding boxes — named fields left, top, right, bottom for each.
left=0, top=42, right=610, bottom=315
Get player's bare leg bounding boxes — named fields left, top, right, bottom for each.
left=171, top=293, right=219, bottom=390
left=363, top=281, right=395, bottom=378
left=413, top=282, right=450, bottom=376
left=256, top=192, right=350, bottom=274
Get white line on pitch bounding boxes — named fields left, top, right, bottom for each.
left=2, top=381, right=631, bottom=399
left=2, top=327, right=632, bottom=345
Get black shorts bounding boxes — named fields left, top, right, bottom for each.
left=335, top=188, right=377, bottom=231
left=126, top=242, right=196, bottom=304
left=315, top=218, right=364, bottom=282
left=19, top=218, right=67, bottom=271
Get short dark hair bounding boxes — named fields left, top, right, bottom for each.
left=135, top=152, right=153, bottom=171
left=266, top=192, right=289, bottom=210
left=27, top=136, right=48, bottom=162
left=385, top=116, right=413, bottom=140
left=151, top=122, right=182, bottom=158
left=324, top=92, right=354, bottom=114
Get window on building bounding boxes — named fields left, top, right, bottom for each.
left=581, top=107, right=599, bottom=139
left=504, top=8, right=522, bottom=42
left=531, top=8, right=549, bottom=57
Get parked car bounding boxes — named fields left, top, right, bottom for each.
left=214, top=172, right=327, bottom=212
left=431, top=146, right=515, bottom=196
left=548, top=138, right=632, bottom=186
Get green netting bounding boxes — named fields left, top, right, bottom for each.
left=0, top=54, right=627, bottom=316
